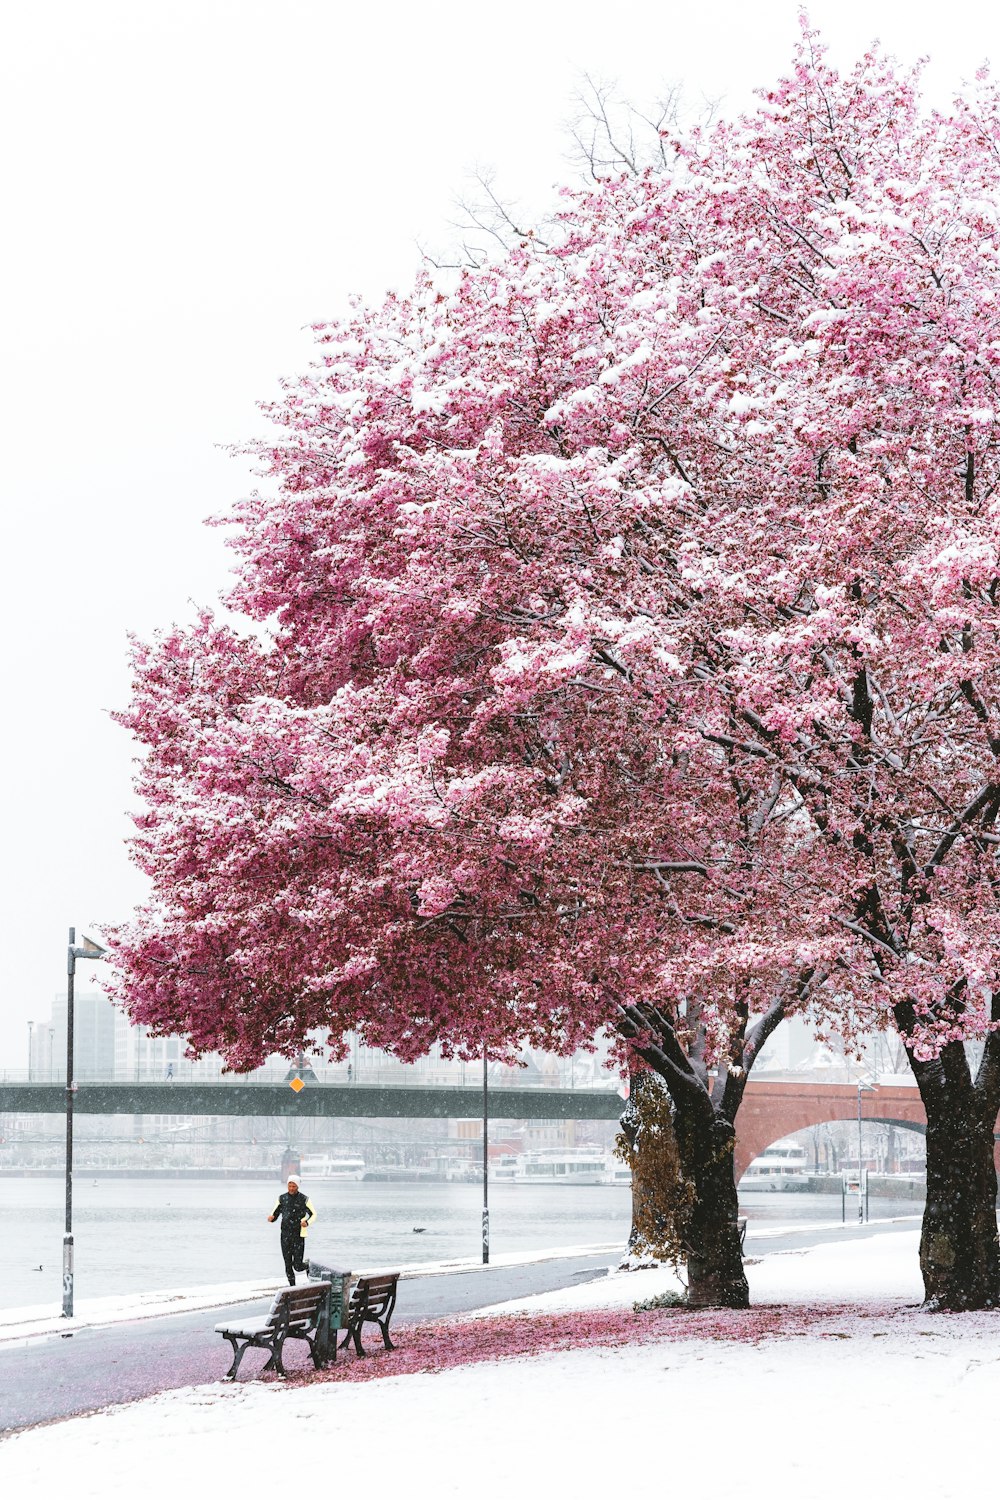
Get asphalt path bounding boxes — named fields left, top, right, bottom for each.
left=744, top=1213, right=922, bottom=1257
left=0, top=1251, right=616, bottom=1434
left=0, top=1218, right=923, bottom=1435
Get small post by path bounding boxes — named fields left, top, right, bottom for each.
left=482, top=1044, right=489, bottom=1265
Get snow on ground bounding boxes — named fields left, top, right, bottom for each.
left=476, top=1225, right=925, bottom=1316
left=2, top=1232, right=998, bottom=1499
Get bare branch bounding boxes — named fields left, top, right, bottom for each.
left=565, top=72, right=716, bottom=181
left=925, top=783, right=1000, bottom=873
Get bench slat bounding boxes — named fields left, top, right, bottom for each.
left=265, top=1285, right=327, bottom=1328
left=215, top=1316, right=272, bottom=1336
left=277, top=1287, right=327, bottom=1307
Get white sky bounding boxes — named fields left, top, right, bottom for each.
left=1, top=0, right=996, bottom=1066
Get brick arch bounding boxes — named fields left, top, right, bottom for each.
left=734, top=1080, right=928, bottom=1182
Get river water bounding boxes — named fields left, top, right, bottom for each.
left=0, top=1178, right=922, bottom=1314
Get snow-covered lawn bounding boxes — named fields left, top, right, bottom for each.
left=3, top=1232, right=998, bottom=1498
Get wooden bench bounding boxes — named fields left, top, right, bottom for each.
left=215, top=1282, right=332, bottom=1380
left=339, top=1272, right=400, bottom=1356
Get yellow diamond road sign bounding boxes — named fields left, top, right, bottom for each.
left=288, top=1076, right=305, bottom=1093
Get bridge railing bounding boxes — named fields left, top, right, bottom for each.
left=0, top=1064, right=624, bottom=1092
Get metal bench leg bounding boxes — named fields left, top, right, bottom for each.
left=377, top=1318, right=394, bottom=1351
left=338, top=1323, right=365, bottom=1356
left=223, top=1335, right=250, bottom=1382
left=270, top=1333, right=288, bottom=1378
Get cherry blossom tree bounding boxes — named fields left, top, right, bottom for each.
left=112, top=499, right=821, bottom=1308
left=654, top=29, right=1000, bottom=1310
left=110, top=23, right=1000, bottom=1311
left=108, top=261, right=828, bottom=1307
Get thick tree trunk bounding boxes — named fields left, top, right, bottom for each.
left=619, top=1073, right=749, bottom=1306
left=681, top=1116, right=749, bottom=1309
left=618, top=1085, right=645, bottom=1258
left=615, top=987, right=791, bottom=1311
left=919, top=1085, right=1000, bottom=1310
left=618, top=1070, right=696, bottom=1266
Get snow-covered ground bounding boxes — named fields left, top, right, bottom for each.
left=3, top=1232, right=996, bottom=1498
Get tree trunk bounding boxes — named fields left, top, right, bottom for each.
left=618, top=1073, right=749, bottom=1306
left=618, top=1071, right=696, bottom=1266
left=919, top=1084, right=1000, bottom=1310
left=618, top=1083, right=645, bottom=1258
left=681, top=1116, right=749, bottom=1309
left=615, top=986, right=794, bottom=1311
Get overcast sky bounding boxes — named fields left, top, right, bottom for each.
left=1, top=0, right=996, bottom=1067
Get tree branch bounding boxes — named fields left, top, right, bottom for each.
left=925, top=784, right=1000, bottom=874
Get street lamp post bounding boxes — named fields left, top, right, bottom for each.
left=482, top=1045, right=490, bottom=1265
left=857, top=1081, right=875, bottom=1225
left=63, top=928, right=107, bottom=1319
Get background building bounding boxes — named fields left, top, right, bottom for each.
left=27, top=991, right=117, bottom=1082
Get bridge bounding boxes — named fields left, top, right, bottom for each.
left=733, top=1077, right=933, bottom=1180
left=0, top=1073, right=952, bottom=1175
left=0, top=1080, right=621, bottom=1123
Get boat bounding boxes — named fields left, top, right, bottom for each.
left=298, top=1155, right=367, bottom=1181
left=738, top=1138, right=810, bottom=1192
left=513, top=1147, right=610, bottom=1185
left=490, top=1154, right=520, bottom=1182
left=361, top=1165, right=438, bottom=1182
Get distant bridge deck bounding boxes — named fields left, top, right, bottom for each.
left=0, top=1080, right=625, bottom=1121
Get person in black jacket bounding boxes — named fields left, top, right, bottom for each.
left=268, top=1175, right=315, bottom=1284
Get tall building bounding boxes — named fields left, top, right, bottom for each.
left=26, top=1017, right=57, bottom=1078
left=115, top=1014, right=180, bottom=1080
left=33, top=990, right=118, bottom=1081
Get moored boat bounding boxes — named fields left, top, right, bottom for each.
left=513, top=1147, right=610, bottom=1185
left=298, top=1155, right=367, bottom=1181
left=738, top=1138, right=809, bottom=1192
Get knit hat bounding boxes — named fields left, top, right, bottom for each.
left=287, top=1174, right=300, bottom=1186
